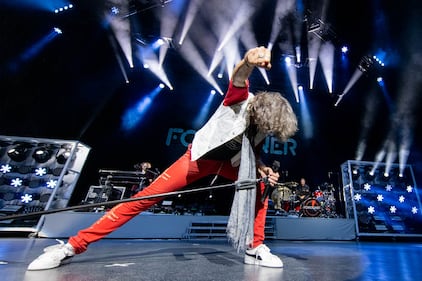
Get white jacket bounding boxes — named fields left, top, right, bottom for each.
left=190, top=93, right=265, bottom=167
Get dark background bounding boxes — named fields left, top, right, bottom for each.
left=0, top=0, right=421, bottom=210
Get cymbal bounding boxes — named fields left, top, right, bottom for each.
left=275, top=181, right=298, bottom=188
left=283, top=181, right=298, bottom=187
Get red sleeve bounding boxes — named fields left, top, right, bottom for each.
left=223, top=80, right=249, bottom=106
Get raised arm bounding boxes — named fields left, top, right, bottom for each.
left=224, top=46, right=272, bottom=106
left=231, top=46, right=272, bottom=87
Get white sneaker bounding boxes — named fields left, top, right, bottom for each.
left=27, top=239, right=75, bottom=271
left=244, top=244, right=283, bottom=268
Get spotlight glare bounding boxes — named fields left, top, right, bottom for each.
left=54, top=27, right=62, bottom=34
left=210, top=90, right=216, bottom=95
left=341, top=46, right=348, bottom=53
left=159, top=83, right=165, bottom=89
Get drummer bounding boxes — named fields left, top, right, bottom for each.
left=295, top=177, right=311, bottom=202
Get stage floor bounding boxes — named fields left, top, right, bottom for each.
left=1, top=238, right=421, bottom=281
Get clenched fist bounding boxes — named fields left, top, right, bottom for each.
left=244, top=46, right=272, bottom=70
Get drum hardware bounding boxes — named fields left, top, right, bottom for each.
left=271, top=185, right=300, bottom=214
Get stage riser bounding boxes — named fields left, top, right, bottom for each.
left=38, top=212, right=356, bottom=240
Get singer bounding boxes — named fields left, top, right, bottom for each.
left=27, top=46, right=298, bottom=271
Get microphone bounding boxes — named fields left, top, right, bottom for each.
left=261, top=160, right=280, bottom=203
left=272, top=160, right=280, bottom=172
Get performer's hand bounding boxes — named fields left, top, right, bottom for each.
left=244, top=46, right=272, bottom=70
left=258, top=167, right=279, bottom=186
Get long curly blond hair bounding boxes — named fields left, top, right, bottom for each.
left=248, top=91, right=298, bottom=142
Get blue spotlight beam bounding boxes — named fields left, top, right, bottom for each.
left=121, top=86, right=163, bottom=131
left=19, top=28, right=61, bottom=63
left=192, top=91, right=216, bottom=129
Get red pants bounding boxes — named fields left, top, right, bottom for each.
left=69, top=145, right=268, bottom=254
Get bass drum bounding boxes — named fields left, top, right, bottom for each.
left=300, top=198, right=322, bottom=217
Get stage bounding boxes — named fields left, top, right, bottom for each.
left=2, top=238, right=421, bottom=281
left=2, top=212, right=422, bottom=280
left=34, top=212, right=356, bottom=241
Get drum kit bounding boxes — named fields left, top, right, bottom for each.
left=271, top=182, right=337, bottom=217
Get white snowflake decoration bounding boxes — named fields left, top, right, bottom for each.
left=389, top=206, right=397, bottom=213
left=46, top=179, right=58, bottom=189
left=0, top=164, right=12, bottom=173
left=11, top=178, right=23, bottom=187
left=354, top=193, right=362, bottom=201
left=364, top=183, right=371, bottom=191
left=377, top=194, right=384, bottom=202
left=398, top=195, right=405, bottom=203
left=385, top=184, right=393, bottom=192
left=35, top=167, right=47, bottom=177
left=368, top=206, right=375, bottom=214
left=21, top=194, right=33, bottom=203
left=411, top=207, right=418, bottom=214
left=406, top=185, right=413, bottom=193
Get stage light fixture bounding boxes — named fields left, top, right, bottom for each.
left=358, top=55, right=374, bottom=73
left=0, top=140, right=12, bottom=155
left=7, top=143, right=31, bottom=162
left=364, top=167, right=375, bottom=181
left=54, top=27, right=63, bottom=34
left=110, top=6, right=119, bottom=15
left=54, top=4, right=73, bottom=14
left=373, top=55, right=385, bottom=67
left=56, top=145, right=72, bottom=165
left=352, top=167, right=360, bottom=180
left=32, top=145, right=53, bottom=163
